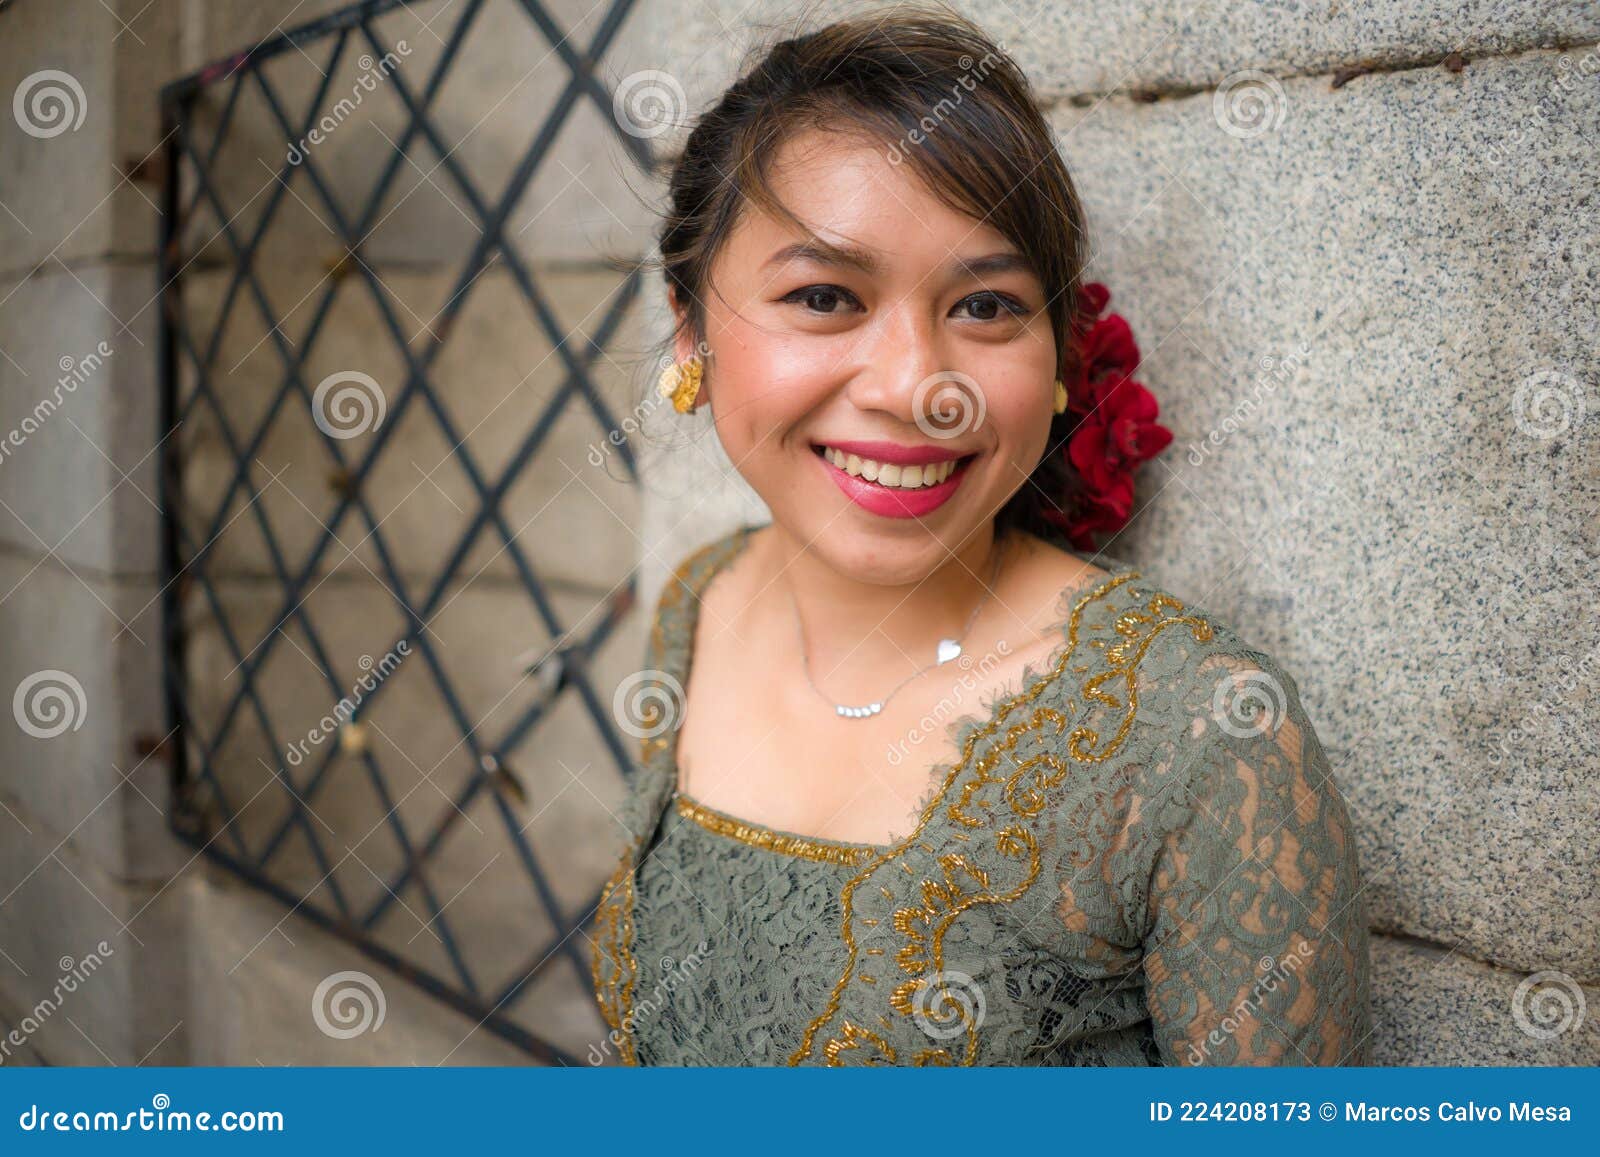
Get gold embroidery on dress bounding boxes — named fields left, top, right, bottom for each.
left=674, top=793, right=879, bottom=866
left=1070, top=594, right=1213, bottom=762
left=790, top=573, right=1216, bottom=1066
left=589, top=528, right=756, bottom=1066
left=822, top=1020, right=896, bottom=1065
left=591, top=836, right=643, bottom=1065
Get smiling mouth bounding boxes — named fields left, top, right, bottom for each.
left=810, top=443, right=978, bottom=489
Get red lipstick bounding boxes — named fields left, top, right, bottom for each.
left=810, top=442, right=977, bottom=519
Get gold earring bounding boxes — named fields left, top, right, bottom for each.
left=1052, top=378, right=1068, bottom=415
left=656, top=354, right=704, bottom=414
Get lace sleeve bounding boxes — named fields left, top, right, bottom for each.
left=1140, top=653, right=1372, bottom=1066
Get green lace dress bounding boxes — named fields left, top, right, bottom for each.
left=590, top=522, right=1373, bottom=1066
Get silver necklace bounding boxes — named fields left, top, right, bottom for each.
left=790, top=538, right=1007, bottom=719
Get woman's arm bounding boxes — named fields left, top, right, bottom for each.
left=1140, top=655, right=1373, bottom=1065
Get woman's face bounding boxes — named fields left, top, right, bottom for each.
left=674, top=127, right=1058, bottom=581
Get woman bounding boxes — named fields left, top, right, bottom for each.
left=591, top=4, right=1371, bottom=1066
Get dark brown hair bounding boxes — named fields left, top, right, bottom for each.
left=654, top=1, right=1093, bottom=541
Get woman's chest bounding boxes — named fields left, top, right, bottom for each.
left=674, top=627, right=1068, bottom=848
left=623, top=801, right=1152, bottom=1066
left=673, top=701, right=940, bottom=848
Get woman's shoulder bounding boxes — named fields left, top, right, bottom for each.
left=1030, top=547, right=1354, bottom=895
left=1019, top=536, right=1320, bottom=779
left=659, top=522, right=759, bottom=603
left=646, top=523, right=760, bottom=632
left=1042, top=539, right=1280, bottom=678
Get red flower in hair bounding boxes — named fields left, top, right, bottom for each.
left=1042, top=282, right=1172, bottom=551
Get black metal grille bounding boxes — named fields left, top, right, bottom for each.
left=157, top=0, right=653, bottom=1064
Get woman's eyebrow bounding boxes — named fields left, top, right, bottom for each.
left=950, top=251, right=1034, bottom=280
left=763, top=240, right=1035, bottom=281
left=763, top=239, right=881, bottom=274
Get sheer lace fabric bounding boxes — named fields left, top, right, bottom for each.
left=591, top=523, right=1372, bottom=1066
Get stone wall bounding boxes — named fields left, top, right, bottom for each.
left=0, top=0, right=1593, bottom=1067
left=0, top=0, right=656, bottom=1065
left=630, top=0, right=1600, bottom=1064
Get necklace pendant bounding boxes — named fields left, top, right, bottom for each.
left=836, top=702, right=882, bottom=719
left=936, top=638, right=961, bottom=665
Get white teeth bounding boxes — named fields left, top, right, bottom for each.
left=821, top=446, right=958, bottom=488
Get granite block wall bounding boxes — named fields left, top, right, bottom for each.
left=0, top=0, right=655, bottom=1065
left=631, top=0, right=1600, bottom=1064
left=0, top=0, right=1592, bottom=1066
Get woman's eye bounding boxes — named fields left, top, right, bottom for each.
left=782, top=285, right=862, bottom=315
left=954, top=291, right=1030, bottom=321
left=779, top=286, right=1030, bottom=322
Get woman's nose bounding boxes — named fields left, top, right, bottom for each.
left=844, top=305, right=952, bottom=423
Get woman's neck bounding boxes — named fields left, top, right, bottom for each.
left=757, top=521, right=1017, bottom=690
